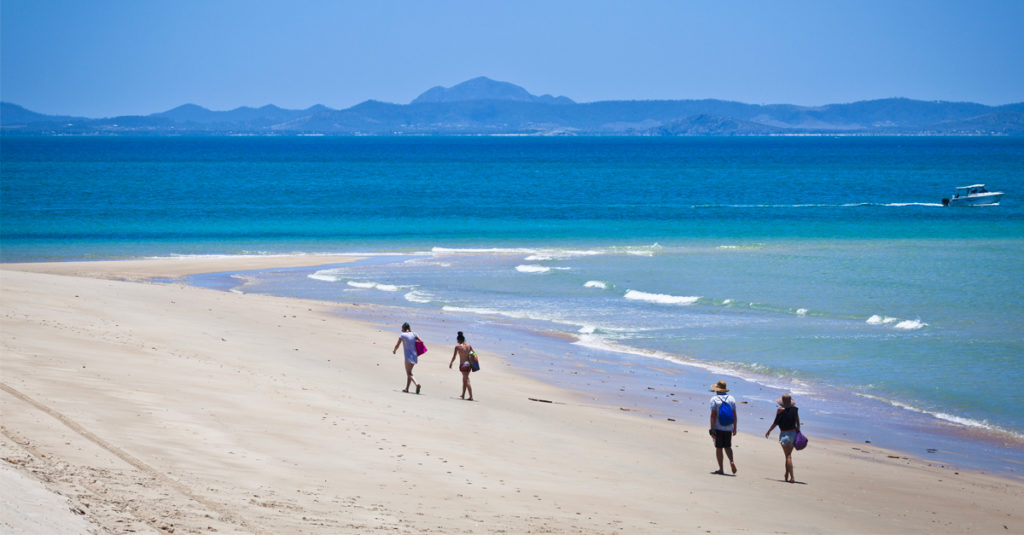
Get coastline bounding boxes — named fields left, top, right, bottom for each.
left=2, top=257, right=1023, bottom=534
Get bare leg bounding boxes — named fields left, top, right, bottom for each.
left=461, top=370, right=473, bottom=401
left=405, top=361, right=419, bottom=392
left=725, top=447, right=737, bottom=474
left=782, top=444, right=795, bottom=482
left=715, top=448, right=725, bottom=474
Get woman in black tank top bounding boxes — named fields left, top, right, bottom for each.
left=765, top=393, right=801, bottom=483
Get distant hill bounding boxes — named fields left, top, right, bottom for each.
left=2, top=77, right=1022, bottom=136
left=412, top=76, right=574, bottom=105
left=1, top=102, right=77, bottom=126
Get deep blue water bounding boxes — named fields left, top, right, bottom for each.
left=3, top=137, right=1022, bottom=260
left=3, top=136, right=1023, bottom=473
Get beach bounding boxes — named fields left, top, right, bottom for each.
left=2, top=257, right=1022, bottom=534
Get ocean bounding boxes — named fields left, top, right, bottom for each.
left=3, top=136, right=1023, bottom=474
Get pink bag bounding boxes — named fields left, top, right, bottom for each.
left=415, top=339, right=427, bottom=356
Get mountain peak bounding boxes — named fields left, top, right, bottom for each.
left=411, top=77, right=574, bottom=105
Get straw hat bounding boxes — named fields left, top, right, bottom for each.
left=776, top=393, right=795, bottom=407
left=710, top=380, right=729, bottom=393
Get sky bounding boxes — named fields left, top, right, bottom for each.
left=2, top=0, right=1023, bottom=118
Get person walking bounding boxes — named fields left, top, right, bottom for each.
left=392, top=322, right=423, bottom=394
left=709, top=380, right=738, bottom=475
left=448, top=331, right=475, bottom=401
left=765, top=393, right=801, bottom=483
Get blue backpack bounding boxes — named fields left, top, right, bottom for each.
left=717, top=397, right=734, bottom=426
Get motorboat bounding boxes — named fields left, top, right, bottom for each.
left=942, top=184, right=1003, bottom=206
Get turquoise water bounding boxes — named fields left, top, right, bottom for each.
left=3, top=136, right=1023, bottom=471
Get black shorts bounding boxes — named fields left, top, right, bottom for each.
left=713, top=429, right=733, bottom=449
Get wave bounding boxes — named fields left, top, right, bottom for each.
left=866, top=314, right=927, bottom=330
left=440, top=306, right=639, bottom=337
left=525, top=249, right=604, bottom=261
left=430, top=244, right=664, bottom=260
left=584, top=280, right=608, bottom=289
left=308, top=270, right=341, bottom=282
left=689, top=202, right=947, bottom=209
left=855, top=393, right=1024, bottom=439
left=573, top=333, right=811, bottom=394
left=893, top=319, right=927, bottom=330
left=716, top=244, right=766, bottom=251
left=624, top=289, right=701, bottom=306
left=404, top=290, right=433, bottom=303
left=347, top=281, right=401, bottom=292
left=515, top=264, right=570, bottom=274
left=442, top=305, right=567, bottom=325
left=432, top=246, right=541, bottom=255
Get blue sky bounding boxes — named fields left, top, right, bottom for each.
left=2, top=0, right=1023, bottom=117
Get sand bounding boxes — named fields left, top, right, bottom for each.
left=1, top=258, right=1022, bottom=534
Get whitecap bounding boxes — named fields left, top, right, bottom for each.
left=893, top=319, right=927, bottom=330
left=404, top=290, right=433, bottom=304
left=442, top=305, right=560, bottom=324
left=516, top=265, right=551, bottom=273
left=347, top=281, right=401, bottom=291
left=867, top=314, right=925, bottom=329
left=584, top=280, right=608, bottom=289
left=624, top=290, right=701, bottom=306
left=866, top=314, right=899, bottom=325
left=796, top=308, right=808, bottom=316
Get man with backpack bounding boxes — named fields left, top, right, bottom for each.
left=709, top=380, right=738, bottom=475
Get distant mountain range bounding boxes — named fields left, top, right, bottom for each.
left=3, top=76, right=1022, bottom=136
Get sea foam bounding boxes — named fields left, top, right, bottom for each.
left=867, top=314, right=926, bottom=330
left=347, top=281, right=401, bottom=291
left=624, top=290, right=700, bottom=306
left=308, top=269, right=341, bottom=282
left=404, top=290, right=433, bottom=303
left=516, top=264, right=570, bottom=273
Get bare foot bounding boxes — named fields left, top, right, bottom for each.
left=731, top=462, right=737, bottom=474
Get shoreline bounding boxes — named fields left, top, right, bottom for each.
left=184, top=252, right=1024, bottom=476
left=329, top=301, right=1024, bottom=479
left=2, top=257, right=1023, bottom=533
left=13, top=254, right=1024, bottom=473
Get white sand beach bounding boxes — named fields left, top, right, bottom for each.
left=2, top=258, right=1022, bottom=534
